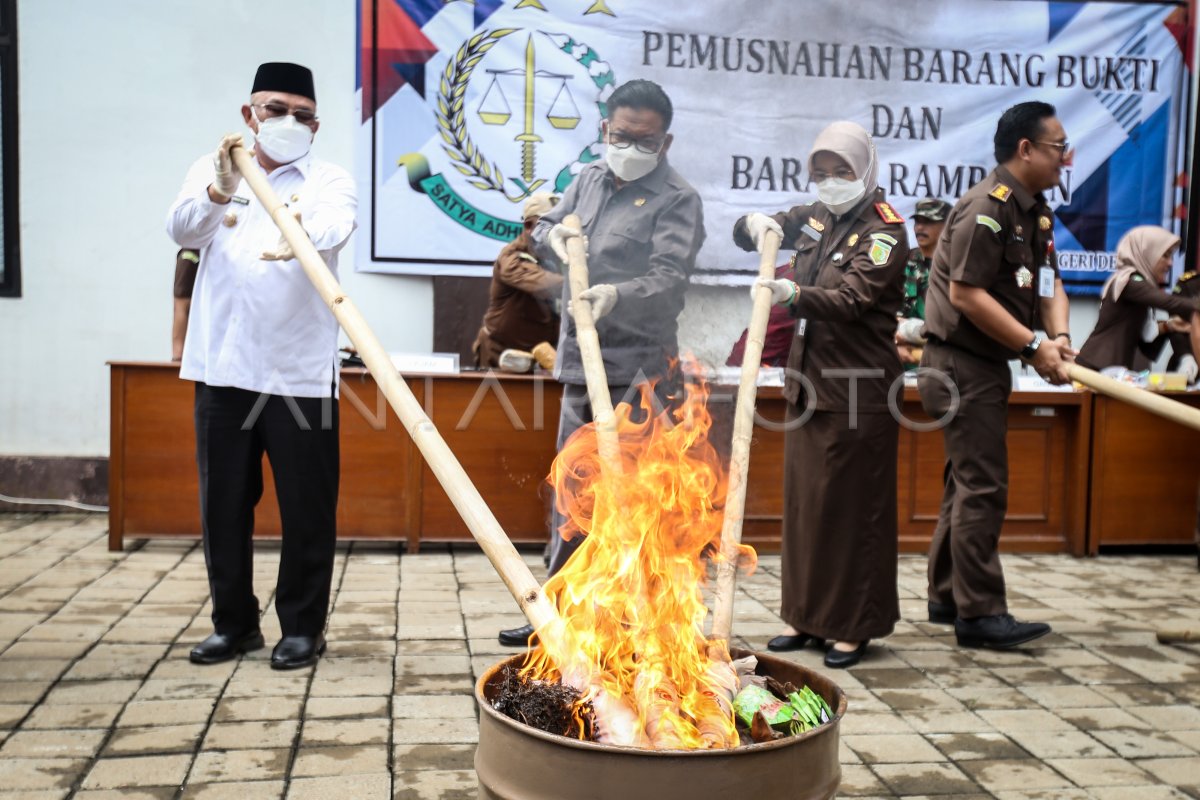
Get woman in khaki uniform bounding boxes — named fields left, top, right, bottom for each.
left=733, top=122, right=906, bottom=668
left=1077, top=226, right=1198, bottom=378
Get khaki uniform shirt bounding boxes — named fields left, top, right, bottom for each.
left=473, top=240, right=563, bottom=367
left=924, top=166, right=1057, bottom=362
left=734, top=188, right=908, bottom=412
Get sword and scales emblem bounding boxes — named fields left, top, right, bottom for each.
left=477, top=34, right=581, bottom=197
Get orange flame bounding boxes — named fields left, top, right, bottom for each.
left=522, top=367, right=757, bottom=750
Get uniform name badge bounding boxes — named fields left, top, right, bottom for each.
left=796, top=318, right=807, bottom=337
left=1037, top=266, right=1055, bottom=298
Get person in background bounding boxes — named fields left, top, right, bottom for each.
left=166, top=62, right=356, bottom=670
left=733, top=121, right=906, bottom=669
left=498, top=79, right=705, bottom=647
left=1076, top=226, right=1198, bottom=380
left=473, top=192, right=563, bottom=373
left=895, top=198, right=951, bottom=366
left=1166, top=270, right=1199, bottom=380
left=725, top=260, right=797, bottom=368
left=172, top=249, right=200, bottom=361
left=919, top=101, right=1074, bottom=650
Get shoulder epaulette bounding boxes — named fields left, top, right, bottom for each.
left=874, top=202, right=904, bottom=224
left=988, top=184, right=1012, bottom=203
left=1178, top=271, right=1197, bottom=283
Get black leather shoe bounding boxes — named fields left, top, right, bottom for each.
left=270, top=634, right=326, bottom=670
left=189, top=629, right=264, bottom=665
left=928, top=600, right=957, bottom=624
left=766, top=632, right=825, bottom=652
left=498, top=624, right=537, bottom=647
left=955, top=614, right=1050, bottom=650
left=823, top=641, right=868, bottom=669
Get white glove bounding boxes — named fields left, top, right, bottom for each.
left=752, top=278, right=796, bottom=306
left=548, top=223, right=585, bottom=263
left=571, top=284, right=619, bottom=321
left=745, top=213, right=784, bottom=252
left=212, top=133, right=247, bottom=199
left=1141, top=312, right=1161, bottom=343
left=1179, top=354, right=1198, bottom=384
left=261, top=211, right=305, bottom=261
left=896, top=317, right=927, bottom=345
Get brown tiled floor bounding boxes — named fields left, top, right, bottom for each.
left=1, top=512, right=1199, bottom=798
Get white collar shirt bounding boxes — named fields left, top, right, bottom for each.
left=166, top=150, right=357, bottom=398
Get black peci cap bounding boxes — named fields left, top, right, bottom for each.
left=251, top=62, right=316, bottom=102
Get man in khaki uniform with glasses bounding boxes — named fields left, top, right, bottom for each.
left=919, top=101, right=1075, bottom=650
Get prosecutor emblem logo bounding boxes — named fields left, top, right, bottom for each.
left=399, top=27, right=615, bottom=241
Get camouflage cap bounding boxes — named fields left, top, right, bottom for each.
left=913, top=197, right=952, bottom=222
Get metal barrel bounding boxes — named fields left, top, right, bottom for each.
left=475, top=648, right=846, bottom=800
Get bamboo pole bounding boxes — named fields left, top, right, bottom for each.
left=1067, top=364, right=1200, bottom=432
left=561, top=213, right=622, bottom=471
left=1156, top=623, right=1200, bottom=644
left=710, top=230, right=783, bottom=644
left=229, top=145, right=562, bottom=637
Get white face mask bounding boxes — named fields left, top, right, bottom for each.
left=816, top=177, right=867, bottom=215
left=605, top=145, right=660, bottom=182
left=252, top=109, right=314, bottom=164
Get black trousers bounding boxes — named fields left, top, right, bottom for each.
left=194, top=382, right=339, bottom=638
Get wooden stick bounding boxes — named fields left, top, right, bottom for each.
left=1156, top=623, right=1200, bottom=644
left=711, top=230, right=783, bottom=644
left=229, top=145, right=562, bottom=637
left=562, top=213, right=621, bottom=471
left=1068, top=364, right=1200, bottom=432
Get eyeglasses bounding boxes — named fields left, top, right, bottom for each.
left=1035, top=140, right=1071, bottom=161
left=607, top=131, right=665, bottom=155
left=251, top=102, right=319, bottom=126
left=810, top=167, right=857, bottom=182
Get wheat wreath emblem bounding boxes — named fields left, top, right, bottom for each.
left=435, top=28, right=523, bottom=200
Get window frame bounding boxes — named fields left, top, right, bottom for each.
left=0, top=0, right=20, bottom=298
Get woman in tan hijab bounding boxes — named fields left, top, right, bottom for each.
left=1077, top=226, right=1198, bottom=379
left=732, top=121, right=906, bottom=668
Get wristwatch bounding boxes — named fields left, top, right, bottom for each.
left=1019, top=334, right=1043, bottom=360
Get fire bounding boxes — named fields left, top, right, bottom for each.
left=522, top=367, right=758, bottom=750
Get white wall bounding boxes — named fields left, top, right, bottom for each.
left=0, top=0, right=431, bottom=456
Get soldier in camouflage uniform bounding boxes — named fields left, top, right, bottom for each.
left=895, top=198, right=951, bottom=365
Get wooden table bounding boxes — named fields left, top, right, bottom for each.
left=1087, top=391, right=1200, bottom=552
left=109, top=363, right=1091, bottom=555
left=720, top=386, right=1091, bottom=557
left=108, top=363, right=559, bottom=552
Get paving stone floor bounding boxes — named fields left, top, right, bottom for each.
left=0, top=512, right=1198, bottom=798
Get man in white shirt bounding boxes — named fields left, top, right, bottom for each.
left=166, top=62, right=356, bottom=670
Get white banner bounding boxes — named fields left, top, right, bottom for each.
left=356, top=0, right=1189, bottom=294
